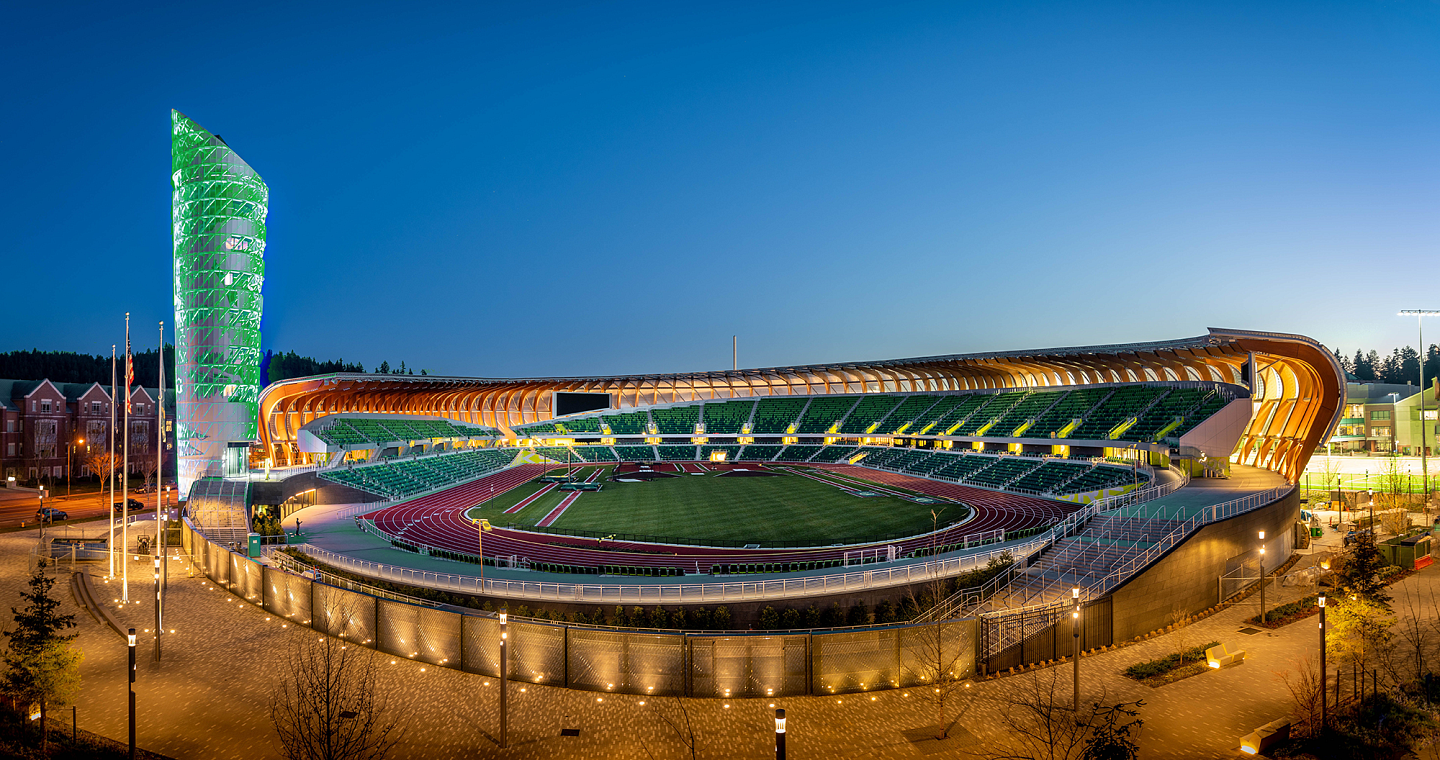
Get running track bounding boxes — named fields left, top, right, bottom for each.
left=363, top=462, right=1075, bottom=573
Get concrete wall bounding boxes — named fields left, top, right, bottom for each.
left=251, top=470, right=382, bottom=508
left=1109, top=489, right=1299, bottom=641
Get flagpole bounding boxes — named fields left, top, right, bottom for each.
left=123, top=312, right=130, bottom=604
left=109, top=345, right=116, bottom=579
left=157, top=321, right=165, bottom=644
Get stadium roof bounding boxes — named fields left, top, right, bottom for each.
left=258, top=328, right=1345, bottom=481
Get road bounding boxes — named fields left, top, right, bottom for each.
left=0, top=486, right=159, bottom=529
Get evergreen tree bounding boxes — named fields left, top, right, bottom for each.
left=1353, top=349, right=1372, bottom=381
left=1341, top=529, right=1391, bottom=609
left=1, top=564, right=81, bottom=752
left=377, top=360, right=390, bottom=374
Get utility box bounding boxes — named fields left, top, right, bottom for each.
left=247, top=533, right=262, bottom=558
left=1380, top=534, right=1432, bottom=570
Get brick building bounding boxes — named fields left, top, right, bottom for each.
left=0, top=379, right=175, bottom=487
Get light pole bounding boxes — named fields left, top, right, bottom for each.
left=473, top=518, right=492, bottom=590
left=153, top=557, right=161, bottom=662
left=1399, top=310, right=1438, bottom=507
left=127, top=627, right=136, bottom=760
left=1072, top=587, right=1081, bottom=711
left=1318, top=595, right=1327, bottom=732
left=499, top=609, right=508, bottom=749
left=67, top=436, right=85, bottom=499
left=1258, top=531, right=1267, bottom=625
left=775, top=708, right=786, bottom=760
left=38, top=490, right=46, bottom=538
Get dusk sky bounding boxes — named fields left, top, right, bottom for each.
left=5, top=1, right=1438, bottom=378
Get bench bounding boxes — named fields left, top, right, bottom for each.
left=1239, top=718, right=1291, bottom=755
left=1205, top=643, right=1245, bottom=669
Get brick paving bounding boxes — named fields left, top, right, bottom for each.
left=2, top=524, right=1431, bottom=759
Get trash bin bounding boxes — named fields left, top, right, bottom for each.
left=247, top=533, right=262, bottom=558
left=1311, top=526, right=1323, bottom=538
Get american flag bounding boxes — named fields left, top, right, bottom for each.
left=125, top=324, right=133, bottom=414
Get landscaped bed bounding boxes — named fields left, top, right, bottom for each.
left=1122, top=641, right=1219, bottom=688
left=1245, top=565, right=1413, bottom=629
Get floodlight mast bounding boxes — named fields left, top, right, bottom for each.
left=1399, top=310, right=1440, bottom=506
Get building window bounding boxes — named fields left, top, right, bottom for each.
left=40, top=401, right=51, bottom=414
left=91, top=401, right=102, bottom=413
left=1374, top=426, right=1392, bottom=438
left=5, top=420, right=12, bottom=433
left=5, top=443, right=12, bottom=456
left=1372, top=411, right=1391, bottom=421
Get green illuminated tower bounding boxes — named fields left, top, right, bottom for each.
left=171, top=110, right=267, bottom=496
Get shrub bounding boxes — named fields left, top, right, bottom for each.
left=712, top=606, right=732, bottom=630
left=759, top=606, right=780, bottom=630
left=1123, top=642, right=1218, bottom=681
left=781, top=608, right=801, bottom=629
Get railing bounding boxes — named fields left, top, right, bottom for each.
left=286, top=529, right=1053, bottom=604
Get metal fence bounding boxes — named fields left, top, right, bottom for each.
left=182, top=519, right=978, bottom=698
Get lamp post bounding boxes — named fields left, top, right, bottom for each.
left=1072, top=587, right=1081, bottom=711
left=127, top=628, right=136, bottom=760
left=1258, top=531, right=1267, bottom=625
left=38, top=490, right=46, bottom=538
left=499, top=609, right=508, bottom=749
left=775, top=708, right=786, bottom=760
left=1399, top=310, right=1438, bottom=506
left=1318, top=595, right=1327, bottom=732
left=473, top=518, right=492, bottom=590
left=67, top=436, right=85, bottom=499
left=153, top=557, right=161, bottom=662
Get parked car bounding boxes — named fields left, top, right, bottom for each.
left=36, top=507, right=68, bottom=522
left=113, top=498, right=144, bottom=511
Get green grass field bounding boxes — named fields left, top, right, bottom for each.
left=464, top=466, right=965, bottom=545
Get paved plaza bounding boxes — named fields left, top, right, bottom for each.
left=4, top=521, right=1429, bottom=759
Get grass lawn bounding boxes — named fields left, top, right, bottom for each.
left=472, top=468, right=962, bottom=545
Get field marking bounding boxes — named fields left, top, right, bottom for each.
left=534, top=469, right=600, bottom=527
left=504, top=482, right=557, bottom=514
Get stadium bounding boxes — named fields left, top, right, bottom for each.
left=172, top=325, right=1343, bottom=696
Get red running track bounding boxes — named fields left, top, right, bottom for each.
left=362, top=463, right=1076, bottom=573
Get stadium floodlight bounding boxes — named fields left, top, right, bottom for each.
left=1398, top=311, right=1439, bottom=502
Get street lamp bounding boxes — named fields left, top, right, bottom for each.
left=1072, top=587, right=1081, bottom=711
left=1258, top=531, right=1267, bottom=625
left=1318, top=595, right=1327, bottom=731
left=67, top=436, right=85, bottom=499
left=775, top=708, right=786, bottom=760
left=472, top=518, right=493, bottom=590
left=499, top=609, right=508, bottom=750
left=127, top=628, right=136, bottom=760
left=1399, top=310, right=1438, bottom=507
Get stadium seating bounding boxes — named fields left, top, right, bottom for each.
left=751, top=398, right=808, bottom=434
left=658, top=445, right=697, bottom=460
left=988, top=391, right=1062, bottom=437
left=1007, top=461, right=1091, bottom=493
left=652, top=406, right=700, bottom=435
left=1170, top=392, right=1230, bottom=438
left=776, top=445, right=823, bottom=462
left=701, top=400, right=755, bottom=435
left=573, top=446, right=619, bottom=462
left=699, top=445, right=741, bottom=461
left=535, top=446, right=578, bottom=463
left=796, top=396, right=860, bottom=434
left=1069, top=386, right=1165, bottom=440
left=965, top=457, right=1041, bottom=488
left=1025, top=388, right=1110, bottom=438
left=1062, top=464, right=1148, bottom=493
left=951, top=392, right=1028, bottom=436
left=928, top=452, right=996, bottom=480
left=851, top=446, right=907, bottom=469
left=809, top=445, right=858, bottom=463
left=737, top=444, right=782, bottom=461
left=613, top=445, right=656, bottom=461
left=557, top=416, right=602, bottom=434
left=515, top=422, right=562, bottom=436
left=838, top=395, right=905, bottom=434
left=916, top=395, right=986, bottom=436
left=322, top=448, right=516, bottom=500
left=317, top=417, right=497, bottom=448
left=601, top=411, right=651, bottom=435
left=875, top=395, right=944, bottom=435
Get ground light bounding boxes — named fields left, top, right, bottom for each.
left=1319, top=595, right=1327, bottom=730
left=499, top=610, right=508, bottom=749
left=127, top=628, right=136, bottom=760
left=775, top=708, right=786, bottom=760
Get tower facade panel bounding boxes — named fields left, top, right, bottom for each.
left=171, top=110, right=267, bottom=496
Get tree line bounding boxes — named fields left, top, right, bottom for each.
left=0, top=348, right=423, bottom=388
left=1334, top=345, right=1440, bottom=386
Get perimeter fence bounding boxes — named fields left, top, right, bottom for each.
left=181, top=519, right=976, bottom=698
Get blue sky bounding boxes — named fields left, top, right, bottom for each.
left=4, top=1, right=1438, bottom=377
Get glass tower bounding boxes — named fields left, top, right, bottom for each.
left=171, top=110, right=267, bottom=497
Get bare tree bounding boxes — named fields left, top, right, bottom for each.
left=1275, top=656, right=1324, bottom=738
left=270, top=615, right=402, bottom=760
left=980, top=668, right=1097, bottom=760
left=641, top=696, right=700, bottom=760
left=85, top=449, right=116, bottom=489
